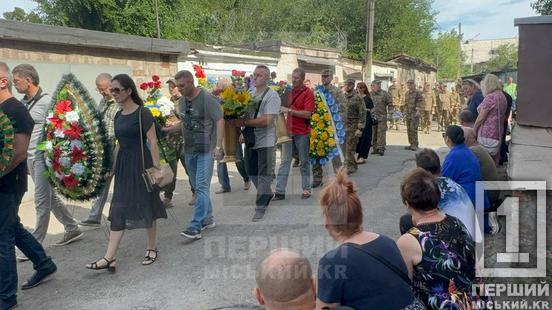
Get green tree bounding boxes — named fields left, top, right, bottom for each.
left=3, top=7, right=43, bottom=23
left=484, top=43, right=518, bottom=72
left=531, top=0, right=552, bottom=14
left=432, top=30, right=461, bottom=79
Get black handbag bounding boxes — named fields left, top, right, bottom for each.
left=242, top=88, right=269, bottom=148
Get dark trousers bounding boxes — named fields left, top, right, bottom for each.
left=245, top=146, right=274, bottom=211
left=0, top=192, right=55, bottom=304
left=163, top=148, right=195, bottom=199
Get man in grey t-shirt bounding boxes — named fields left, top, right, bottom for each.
left=164, top=70, right=224, bottom=239
left=230, top=65, right=281, bottom=221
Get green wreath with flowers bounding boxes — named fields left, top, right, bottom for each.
left=0, top=110, right=15, bottom=178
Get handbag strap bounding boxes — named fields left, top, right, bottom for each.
left=253, top=87, right=270, bottom=119
left=138, top=107, right=146, bottom=173
left=344, top=242, right=412, bottom=286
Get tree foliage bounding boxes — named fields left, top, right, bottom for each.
left=12, top=0, right=437, bottom=63
left=531, top=0, right=552, bottom=15
left=484, top=43, right=518, bottom=72
left=433, top=30, right=461, bottom=79
left=2, top=7, right=43, bottom=23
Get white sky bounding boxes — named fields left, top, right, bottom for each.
left=0, top=0, right=539, bottom=41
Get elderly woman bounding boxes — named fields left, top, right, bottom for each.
left=397, top=168, right=477, bottom=309
left=316, top=169, right=423, bottom=310
left=473, top=74, right=507, bottom=165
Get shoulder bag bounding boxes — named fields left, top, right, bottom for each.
left=139, top=107, right=174, bottom=192
left=242, top=88, right=270, bottom=148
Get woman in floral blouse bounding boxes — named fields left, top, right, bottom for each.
left=397, top=168, right=476, bottom=309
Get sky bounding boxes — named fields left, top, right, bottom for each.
left=0, top=0, right=538, bottom=41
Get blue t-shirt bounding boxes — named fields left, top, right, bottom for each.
left=317, top=235, right=414, bottom=309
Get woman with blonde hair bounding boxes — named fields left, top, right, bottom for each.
left=316, top=169, right=423, bottom=310
left=473, top=74, right=507, bottom=165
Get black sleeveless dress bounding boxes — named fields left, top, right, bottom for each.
left=108, top=107, right=166, bottom=231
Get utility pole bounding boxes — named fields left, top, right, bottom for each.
left=457, top=22, right=463, bottom=79
left=364, top=0, right=375, bottom=82
left=154, top=0, right=161, bottom=39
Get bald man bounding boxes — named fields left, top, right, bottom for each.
left=254, top=249, right=316, bottom=310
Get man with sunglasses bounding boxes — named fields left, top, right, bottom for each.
left=80, top=73, right=120, bottom=227
left=12, top=64, right=82, bottom=248
left=0, top=62, right=58, bottom=310
left=164, top=70, right=224, bottom=239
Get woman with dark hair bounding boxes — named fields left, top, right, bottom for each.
left=355, top=82, right=374, bottom=164
left=441, top=125, right=481, bottom=206
left=397, top=169, right=477, bottom=309
left=86, top=74, right=167, bottom=272
left=316, top=169, right=423, bottom=310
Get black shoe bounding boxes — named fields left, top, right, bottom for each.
left=180, top=228, right=202, bottom=239
left=252, top=210, right=265, bottom=222
left=312, top=182, right=323, bottom=188
left=21, top=264, right=57, bottom=290
left=79, top=219, right=100, bottom=227
left=201, top=218, right=216, bottom=231
left=273, top=193, right=285, bottom=201
left=0, top=298, right=17, bottom=310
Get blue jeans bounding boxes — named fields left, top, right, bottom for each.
left=217, top=143, right=249, bottom=191
left=276, top=134, right=311, bottom=193
left=0, top=192, right=55, bottom=304
left=184, top=152, right=214, bottom=231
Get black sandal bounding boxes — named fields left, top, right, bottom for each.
left=86, top=257, right=116, bottom=273
left=142, top=249, right=158, bottom=266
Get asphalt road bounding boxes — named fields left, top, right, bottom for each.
left=14, top=129, right=451, bottom=310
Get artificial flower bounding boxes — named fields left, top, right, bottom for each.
left=152, top=75, right=160, bottom=82
left=140, top=82, right=149, bottom=90
left=70, top=163, right=85, bottom=176
left=65, top=111, right=80, bottom=123
left=62, top=174, right=79, bottom=189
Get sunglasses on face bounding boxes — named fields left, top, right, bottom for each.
left=109, top=87, right=126, bottom=94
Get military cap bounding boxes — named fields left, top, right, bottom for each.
left=371, top=79, right=382, bottom=85
left=166, top=79, right=177, bottom=86
left=321, top=69, right=334, bottom=76
left=345, top=78, right=355, bottom=85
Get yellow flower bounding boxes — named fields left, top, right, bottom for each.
left=317, top=102, right=325, bottom=109
left=235, top=91, right=251, bottom=104
left=311, top=114, right=320, bottom=122
left=317, top=149, right=325, bottom=156
left=327, top=126, right=334, bottom=134
left=317, top=141, right=324, bottom=149
left=324, top=113, right=331, bottom=121
left=150, top=108, right=160, bottom=117
left=328, top=138, right=336, bottom=147
left=321, top=132, right=329, bottom=140
left=220, top=87, right=236, bottom=101
left=317, top=122, right=325, bottom=130
left=145, top=100, right=155, bottom=106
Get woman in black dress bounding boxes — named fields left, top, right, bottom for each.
left=86, top=74, right=166, bottom=272
left=355, top=82, right=374, bottom=164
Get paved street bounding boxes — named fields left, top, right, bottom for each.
left=15, top=129, right=447, bottom=309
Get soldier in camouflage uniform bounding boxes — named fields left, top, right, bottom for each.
left=370, top=80, right=393, bottom=156
left=341, top=79, right=366, bottom=174
left=449, top=87, right=461, bottom=125
left=388, top=79, right=401, bottom=130
left=421, top=82, right=435, bottom=134
left=404, top=80, right=423, bottom=151
left=312, top=69, right=343, bottom=187
left=436, top=83, right=451, bottom=131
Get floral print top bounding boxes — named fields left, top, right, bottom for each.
left=476, top=90, right=507, bottom=140
left=408, top=215, right=476, bottom=309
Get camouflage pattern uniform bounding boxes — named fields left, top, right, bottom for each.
left=312, top=84, right=343, bottom=186
left=341, top=88, right=366, bottom=174
left=449, top=89, right=461, bottom=125
left=437, top=88, right=451, bottom=131
left=404, top=89, right=423, bottom=149
left=371, top=88, right=393, bottom=155
left=421, top=89, right=436, bottom=134
left=388, top=84, right=401, bottom=130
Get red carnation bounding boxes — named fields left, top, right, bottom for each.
left=53, top=147, right=62, bottom=160
left=140, top=82, right=149, bottom=90
left=232, top=69, right=238, bottom=76
left=52, top=159, right=62, bottom=173
left=152, top=75, right=160, bottom=82
left=55, top=100, right=72, bottom=115
left=154, top=80, right=162, bottom=88
left=148, top=81, right=154, bottom=88
left=48, top=115, right=63, bottom=130
left=239, top=71, right=246, bottom=77
left=71, top=146, right=85, bottom=164
left=62, top=174, right=79, bottom=189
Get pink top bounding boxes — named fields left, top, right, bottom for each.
left=477, top=90, right=507, bottom=140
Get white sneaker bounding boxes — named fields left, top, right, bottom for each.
left=243, top=181, right=251, bottom=191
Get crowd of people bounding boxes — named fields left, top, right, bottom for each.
left=0, top=58, right=513, bottom=309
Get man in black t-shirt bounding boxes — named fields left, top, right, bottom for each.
left=0, top=62, right=57, bottom=310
